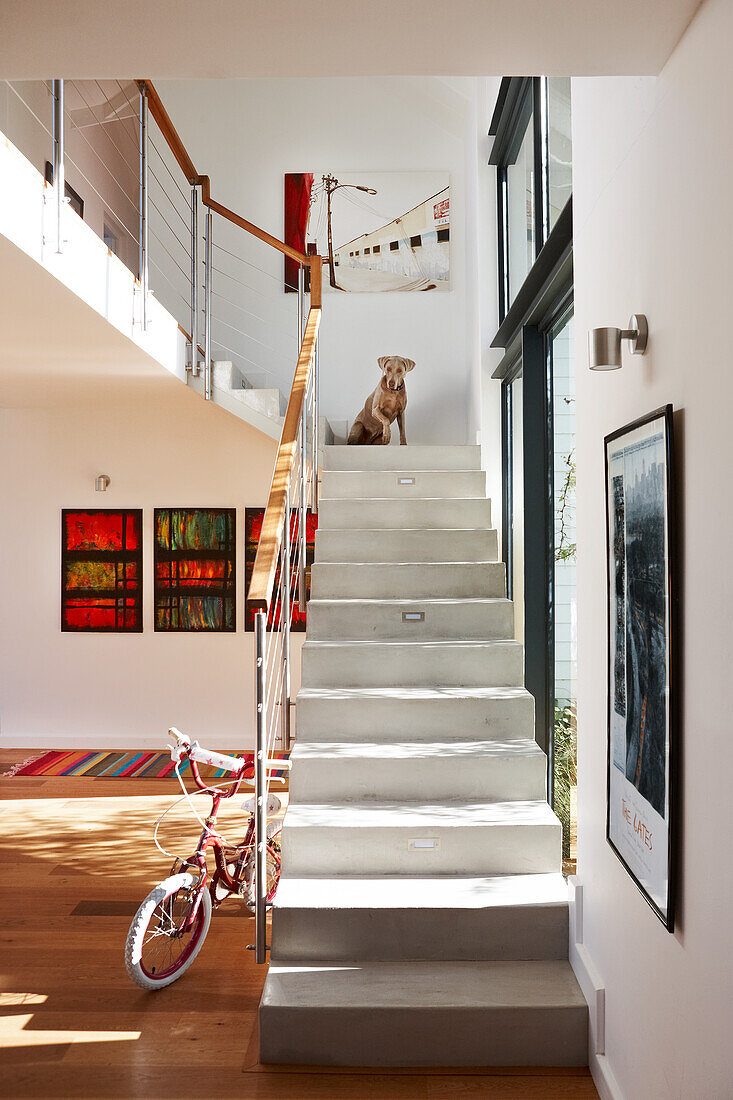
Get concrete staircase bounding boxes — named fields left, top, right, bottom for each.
left=259, top=444, right=588, bottom=1067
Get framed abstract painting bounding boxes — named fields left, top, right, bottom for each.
left=605, top=405, right=678, bottom=929
left=61, top=509, right=143, bottom=632
left=244, top=508, right=317, bottom=631
left=154, top=508, right=236, bottom=632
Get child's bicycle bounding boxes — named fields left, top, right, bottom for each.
left=125, top=728, right=283, bottom=990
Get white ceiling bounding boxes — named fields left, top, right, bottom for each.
left=0, top=0, right=703, bottom=79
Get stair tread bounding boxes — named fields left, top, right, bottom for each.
left=297, top=685, right=532, bottom=700
left=304, top=639, right=521, bottom=649
left=308, top=596, right=511, bottom=606
left=291, top=737, right=544, bottom=761
left=283, top=799, right=559, bottom=828
left=274, top=872, right=568, bottom=911
left=263, top=959, right=585, bottom=1009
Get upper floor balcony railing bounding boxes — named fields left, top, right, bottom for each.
left=0, top=76, right=324, bottom=965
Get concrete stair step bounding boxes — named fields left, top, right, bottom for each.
left=260, top=959, right=587, bottom=1066
left=318, top=497, right=491, bottom=530
left=323, top=444, right=482, bottom=471
left=289, top=738, right=547, bottom=802
left=271, top=872, right=569, bottom=963
left=320, top=469, right=486, bottom=499
left=306, top=597, right=513, bottom=641
left=310, top=562, right=506, bottom=599
left=280, top=799, right=561, bottom=876
left=295, top=686, right=535, bottom=742
left=301, top=639, right=524, bottom=689
left=315, top=527, right=499, bottom=564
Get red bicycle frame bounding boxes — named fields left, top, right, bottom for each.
left=173, top=752, right=257, bottom=932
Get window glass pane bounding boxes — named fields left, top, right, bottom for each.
left=551, top=312, right=576, bottom=873
left=506, top=116, right=535, bottom=305
left=548, top=78, right=572, bottom=231
left=511, top=372, right=524, bottom=643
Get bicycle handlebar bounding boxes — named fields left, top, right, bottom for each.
left=167, top=728, right=244, bottom=775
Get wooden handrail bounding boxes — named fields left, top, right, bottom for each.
left=197, top=175, right=311, bottom=267
left=139, top=79, right=321, bottom=270
left=247, top=308, right=321, bottom=612
left=137, top=80, right=199, bottom=185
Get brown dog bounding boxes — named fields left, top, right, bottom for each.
left=347, top=356, right=415, bottom=446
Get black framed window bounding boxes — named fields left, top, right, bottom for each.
left=490, top=77, right=573, bottom=322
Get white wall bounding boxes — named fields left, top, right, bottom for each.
left=158, top=77, right=489, bottom=445
left=0, top=379, right=294, bottom=750
left=572, top=0, right=733, bottom=1094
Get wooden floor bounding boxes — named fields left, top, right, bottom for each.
left=0, top=748, right=598, bottom=1099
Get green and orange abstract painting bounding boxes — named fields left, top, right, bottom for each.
left=61, top=509, right=143, bottom=632
left=154, top=508, right=236, bottom=632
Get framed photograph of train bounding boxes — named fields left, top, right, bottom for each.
left=284, top=171, right=450, bottom=294
left=604, top=405, right=677, bottom=929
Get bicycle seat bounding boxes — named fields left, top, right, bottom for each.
left=242, top=794, right=282, bottom=815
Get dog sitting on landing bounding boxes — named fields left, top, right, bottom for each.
left=347, top=356, right=415, bottom=445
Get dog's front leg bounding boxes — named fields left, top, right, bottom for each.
left=372, top=404, right=392, bottom=445
left=397, top=410, right=407, bottom=446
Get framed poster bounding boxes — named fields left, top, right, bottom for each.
left=284, top=171, right=450, bottom=293
left=61, top=509, right=143, bottom=632
left=244, top=508, right=317, bottom=632
left=605, top=405, right=677, bottom=929
left=154, top=508, right=236, bottom=632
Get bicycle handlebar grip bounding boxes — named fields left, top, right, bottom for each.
left=188, top=740, right=243, bottom=774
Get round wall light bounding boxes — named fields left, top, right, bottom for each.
left=588, top=314, right=648, bottom=370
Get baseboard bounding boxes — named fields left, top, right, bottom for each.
left=567, top=876, right=624, bottom=1100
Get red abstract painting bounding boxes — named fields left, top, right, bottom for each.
left=62, top=510, right=143, bottom=632
left=245, top=508, right=317, bottom=631
left=284, top=172, right=314, bottom=292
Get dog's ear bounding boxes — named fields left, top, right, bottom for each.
left=377, top=356, right=390, bottom=372
left=403, top=358, right=416, bottom=372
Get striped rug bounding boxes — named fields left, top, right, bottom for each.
left=5, top=749, right=290, bottom=780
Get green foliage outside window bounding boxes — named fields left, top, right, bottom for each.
left=554, top=701, right=577, bottom=860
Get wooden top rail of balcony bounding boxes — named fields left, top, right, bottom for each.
left=137, top=78, right=321, bottom=301
left=246, top=306, right=321, bottom=613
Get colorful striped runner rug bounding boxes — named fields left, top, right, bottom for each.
left=4, top=749, right=290, bottom=780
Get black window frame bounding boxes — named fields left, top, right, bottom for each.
left=389, top=240, right=399, bottom=251
left=409, top=234, right=422, bottom=248
left=490, top=76, right=560, bottom=324
left=492, top=197, right=573, bottom=793
left=437, top=227, right=450, bottom=243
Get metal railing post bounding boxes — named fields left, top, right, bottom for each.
left=299, top=410, right=307, bottom=612
left=139, top=84, right=149, bottom=330
left=297, top=264, right=304, bottom=344
left=204, top=207, right=212, bottom=399
left=189, top=185, right=199, bottom=374
left=254, top=610, right=267, bottom=964
left=312, top=332, right=320, bottom=513
left=281, top=488, right=291, bottom=751
left=52, top=80, right=64, bottom=254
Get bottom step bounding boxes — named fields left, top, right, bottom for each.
left=260, top=960, right=588, bottom=1066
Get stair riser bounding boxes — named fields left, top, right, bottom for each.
left=295, top=693, right=535, bottom=742
left=301, top=643, right=524, bottom=689
left=318, top=498, right=491, bottom=531
left=281, top=823, right=561, bottom=876
left=271, top=904, right=568, bottom=963
left=315, top=528, right=499, bottom=564
left=310, top=563, right=506, bottom=599
left=324, top=445, right=482, bottom=471
left=259, top=1003, right=587, bottom=1066
left=321, top=470, right=486, bottom=500
left=289, top=753, right=547, bottom=803
left=307, top=599, right=513, bottom=642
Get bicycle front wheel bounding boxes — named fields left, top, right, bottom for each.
left=125, top=872, right=212, bottom=990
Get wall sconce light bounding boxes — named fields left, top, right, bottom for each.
left=588, top=314, right=648, bottom=370
left=94, top=474, right=111, bottom=492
